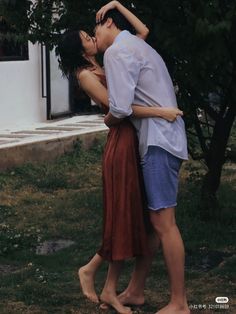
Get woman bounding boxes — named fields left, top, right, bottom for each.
left=57, top=2, right=183, bottom=313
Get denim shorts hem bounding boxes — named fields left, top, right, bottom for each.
left=148, top=202, right=177, bottom=211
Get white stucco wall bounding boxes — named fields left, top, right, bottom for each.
left=50, top=48, right=70, bottom=115
left=0, top=42, right=46, bottom=130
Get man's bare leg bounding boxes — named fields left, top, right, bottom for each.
left=78, top=253, right=103, bottom=303
left=150, top=207, right=189, bottom=314
left=118, top=233, right=160, bottom=305
left=100, top=261, right=132, bottom=314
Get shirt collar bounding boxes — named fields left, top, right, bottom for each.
left=114, top=30, right=131, bottom=43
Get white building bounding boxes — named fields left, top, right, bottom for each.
left=0, top=0, right=82, bottom=130
left=0, top=0, right=100, bottom=131
left=0, top=38, right=72, bottom=130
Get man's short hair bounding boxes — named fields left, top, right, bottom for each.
left=98, top=8, right=135, bottom=33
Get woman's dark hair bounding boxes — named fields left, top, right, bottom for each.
left=99, top=8, right=135, bottom=34
left=56, top=30, right=91, bottom=77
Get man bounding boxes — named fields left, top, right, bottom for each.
left=95, top=7, right=189, bottom=314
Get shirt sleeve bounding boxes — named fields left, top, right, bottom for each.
left=104, top=45, right=141, bottom=119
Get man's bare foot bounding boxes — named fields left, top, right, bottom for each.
left=118, top=291, right=145, bottom=306
left=100, top=290, right=133, bottom=314
left=78, top=266, right=99, bottom=303
left=156, top=303, right=190, bottom=314
left=99, top=303, right=110, bottom=310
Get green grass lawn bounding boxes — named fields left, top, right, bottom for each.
left=0, top=135, right=235, bottom=314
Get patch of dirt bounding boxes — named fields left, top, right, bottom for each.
left=0, top=264, right=20, bottom=275
left=0, top=302, right=46, bottom=314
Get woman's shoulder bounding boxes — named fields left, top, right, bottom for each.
left=76, top=68, right=96, bottom=81
left=76, top=67, right=106, bottom=87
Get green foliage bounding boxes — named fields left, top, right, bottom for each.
left=0, top=0, right=136, bottom=46
left=13, top=163, right=69, bottom=191
left=0, top=0, right=31, bottom=43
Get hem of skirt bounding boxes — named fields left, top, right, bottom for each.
left=148, top=202, right=177, bottom=211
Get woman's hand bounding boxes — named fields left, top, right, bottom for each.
left=96, top=1, right=119, bottom=23
left=104, top=112, right=122, bottom=127
left=96, top=1, right=148, bottom=40
left=159, top=107, right=183, bottom=122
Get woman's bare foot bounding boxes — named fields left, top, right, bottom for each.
left=118, top=291, right=145, bottom=306
left=99, top=291, right=144, bottom=312
left=100, top=290, right=133, bottom=314
left=156, top=303, right=190, bottom=314
left=78, top=266, right=99, bottom=303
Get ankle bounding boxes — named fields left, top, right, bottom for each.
left=79, top=265, right=95, bottom=275
left=118, top=289, right=145, bottom=306
left=124, top=287, right=144, bottom=296
left=101, top=287, right=115, bottom=297
left=127, top=291, right=144, bottom=299
left=169, top=300, right=189, bottom=310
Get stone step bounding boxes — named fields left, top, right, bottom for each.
left=0, top=114, right=108, bottom=171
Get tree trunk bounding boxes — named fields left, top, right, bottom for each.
left=201, top=104, right=236, bottom=219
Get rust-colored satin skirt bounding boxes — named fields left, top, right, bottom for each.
left=98, top=120, right=149, bottom=261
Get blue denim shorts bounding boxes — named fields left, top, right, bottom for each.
left=141, top=146, right=182, bottom=211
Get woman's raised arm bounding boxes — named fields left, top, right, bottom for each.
left=96, top=1, right=149, bottom=40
